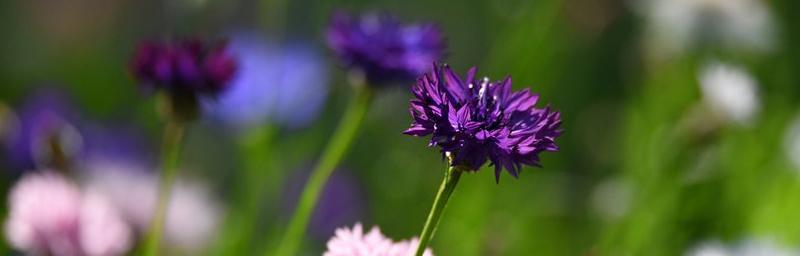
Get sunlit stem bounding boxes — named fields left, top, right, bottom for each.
left=415, top=157, right=463, bottom=256
left=273, top=84, right=373, bottom=256
left=143, top=121, right=185, bottom=256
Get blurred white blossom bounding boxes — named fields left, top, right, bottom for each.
left=591, top=177, right=633, bottom=221
left=636, top=0, right=776, bottom=58
left=686, top=240, right=730, bottom=256
left=685, top=238, right=798, bottom=256
left=84, top=163, right=222, bottom=252
left=699, top=61, right=760, bottom=125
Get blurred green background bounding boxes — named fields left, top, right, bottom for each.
left=1, top=0, right=800, bottom=255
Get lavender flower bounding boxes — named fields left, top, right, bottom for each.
left=326, top=12, right=444, bottom=85
left=4, top=171, right=132, bottom=256
left=4, top=90, right=83, bottom=171
left=404, top=64, right=562, bottom=182
left=208, top=32, right=329, bottom=130
left=324, top=223, right=433, bottom=256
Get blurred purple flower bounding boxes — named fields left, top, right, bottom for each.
left=326, top=12, right=445, bottom=85
left=323, top=223, right=433, bottom=256
left=131, top=39, right=237, bottom=97
left=4, top=90, right=83, bottom=171
left=207, top=32, right=329, bottom=130
left=404, top=64, right=562, bottom=182
left=283, top=168, right=364, bottom=241
left=4, top=171, right=132, bottom=256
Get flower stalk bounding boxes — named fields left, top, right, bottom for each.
left=415, top=158, right=463, bottom=256
left=143, top=120, right=186, bottom=256
left=273, top=84, right=373, bottom=256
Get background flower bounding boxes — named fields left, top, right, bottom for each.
left=4, top=171, right=132, bottom=256
left=3, top=89, right=83, bottom=171
left=207, top=31, right=329, bottom=131
left=323, top=223, right=433, bottom=256
left=699, top=61, right=760, bottom=126
left=635, top=0, right=777, bottom=57
left=326, top=12, right=444, bottom=85
left=131, top=39, right=237, bottom=96
left=84, top=166, right=221, bottom=252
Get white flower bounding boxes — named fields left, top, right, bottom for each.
left=324, top=223, right=433, bottom=256
left=79, top=191, right=132, bottom=256
left=636, top=0, right=776, bottom=57
left=591, top=177, right=632, bottom=220
left=699, top=61, right=760, bottom=125
left=735, top=238, right=797, bottom=256
left=685, top=238, right=799, bottom=256
left=685, top=240, right=730, bottom=256
left=84, top=163, right=221, bottom=252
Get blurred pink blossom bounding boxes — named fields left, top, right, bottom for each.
left=4, top=171, right=131, bottom=256
left=324, top=223, right=433, bottom=256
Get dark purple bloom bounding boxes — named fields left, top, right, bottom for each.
left=326, top=12, right=445, bottom=85
left=131, top=39, right=237, bottom=97
left=403, top=64, right=562, bottom=182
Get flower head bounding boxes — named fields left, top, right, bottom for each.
left=84, top=166, right=221, bottom=252
left=4, top=90, right=83, bottom=171
left=131, top=39, right=237, bottom=96
left=324, top=223, right=433, bottom=256
left=131, top=39, right=238, bottom=122
left=404, top=64, right=562, bottom=182
left=326, top=12, right=444, bottom=85
left=636, top=0, right=776, bottom=57
left=208, top=31, right=329, bottom=131
left=4, top=171, right=132, bottom=256
left=699, top=61, right=760, bottom=125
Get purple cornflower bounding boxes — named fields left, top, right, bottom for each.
left=403, top=64, right=562, bottom=182
left=131, top=39, right=237, bottom=96
left=326, top=12, right=445, bottom=85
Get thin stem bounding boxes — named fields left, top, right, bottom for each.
left=415, top=164, right=463, bottom=256
left=272, top=85, right=373, bottom=256
left=214, top=125, right=278, bottom=255
left=144, top=121, right=185, bottom=256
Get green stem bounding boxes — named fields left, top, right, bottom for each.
left=214, top=125, right=278, bottom=255
left=415, top=163, right=463, bottom=256
left=272, top=85, right=373, bottom=256
left=144, top=121, right=185, bottom=256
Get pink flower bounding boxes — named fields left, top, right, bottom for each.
left=4, top=171, right=132, bottom=256
left=324, top=223, right=434, bottom=256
